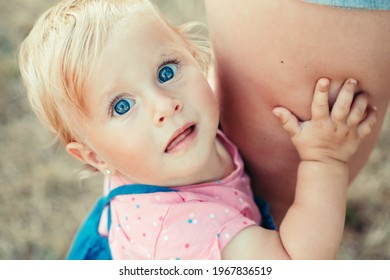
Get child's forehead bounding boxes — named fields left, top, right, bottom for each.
left=113, top=7, right=175, bottom=37
left=107, top=11, right=185, bottom=52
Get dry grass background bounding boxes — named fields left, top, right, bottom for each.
left=0, top=0, right=388, bottom=260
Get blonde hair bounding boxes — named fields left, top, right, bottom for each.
left=18, top=0, right=211, bottom=146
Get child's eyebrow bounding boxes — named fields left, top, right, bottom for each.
left=158, top=47, right=182, bottom=59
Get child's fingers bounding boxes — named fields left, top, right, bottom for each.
left=311, top=78, right=330, bottom=121
left=357, top=106, right=378, bottom=139
left=330, top=78, right=357, bottom=123
left=346, top=92, right=368, bottom=127
left=272, top=107, right=300, bottom=137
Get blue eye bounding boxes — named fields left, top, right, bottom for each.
left=112, top=98, right=135, bottom=116
left=158, top=63, right=177, bottom=83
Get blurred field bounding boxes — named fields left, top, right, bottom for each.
left=0, top=0, right=388, bottom=260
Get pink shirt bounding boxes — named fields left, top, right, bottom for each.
left=98, top=131, right=261, bottom=259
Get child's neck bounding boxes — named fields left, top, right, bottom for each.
left=199, top=137, right=235, bottom=184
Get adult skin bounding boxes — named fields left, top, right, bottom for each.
left=204, top=0, right=390, bottom=226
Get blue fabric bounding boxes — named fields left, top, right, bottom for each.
left=66, top=196, right=112, bottom=260
left=304, top=0, right=390, bottom=10
left=255, top=196, right=277, bottom=230
left=66, top=184, right=276, bottom=260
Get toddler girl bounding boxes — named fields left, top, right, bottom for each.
left=19, top=0, right=377, bottom=259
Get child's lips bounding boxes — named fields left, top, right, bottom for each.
left=165, top=123, right=196, bottom=153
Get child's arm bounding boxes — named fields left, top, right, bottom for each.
left=222, top=78, right=377, bottom=259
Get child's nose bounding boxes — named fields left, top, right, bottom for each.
left=152, top=95, right=183, bottom=126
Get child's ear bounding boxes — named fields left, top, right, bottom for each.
left=65, top=142, right=105, bottom=171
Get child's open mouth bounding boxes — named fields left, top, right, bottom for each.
left=165, top=124, right=196, bottom=153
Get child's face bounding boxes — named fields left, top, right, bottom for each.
left=76, top=11, right=219, bottom=186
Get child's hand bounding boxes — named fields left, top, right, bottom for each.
left=273, top=78, right=377, bottom=164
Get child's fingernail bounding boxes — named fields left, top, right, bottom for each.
left=319, top=78, right=329, bottom=87
left=349, top=78, right=357, bottom=85
left=272, top=108, right=280, bottom=116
